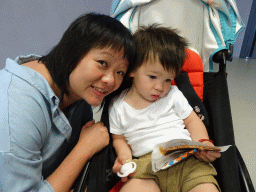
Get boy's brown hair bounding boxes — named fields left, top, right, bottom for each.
left=132, top=24, right=188, bottom=76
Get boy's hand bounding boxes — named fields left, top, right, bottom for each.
left=112, top=156, right=134, bottom=182
left=195, top=141, right=221, bottom=163
left=195, top=150, right=221, bottom=163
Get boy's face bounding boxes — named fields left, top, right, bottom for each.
left=129, top=58, right=175, bottom=103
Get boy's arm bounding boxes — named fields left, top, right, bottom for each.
left=112, top=134, right=133, bottom=161
left=183, top=111, right=211, bottom=144
left=112, top=134, right=133, bottom=182
left=183, top=111, right=221, bottom=162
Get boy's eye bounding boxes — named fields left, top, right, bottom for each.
left=98, top=60, right=107, bottom=66
left=117, top=71, right=125, bottom=77
left=166, top=79, right=172, bottom=82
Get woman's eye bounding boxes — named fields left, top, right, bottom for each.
left=98, top=60, right=107, bottom=66
left=166, top=79, right=172, bottom=82
left=149, top=75, right=157, bottom=79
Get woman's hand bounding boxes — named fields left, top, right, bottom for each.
left=112, top=155, right=134, bottom=182
left=78, top=120, right=110, bottom=159
left=195, top=141, right=221, bottom=163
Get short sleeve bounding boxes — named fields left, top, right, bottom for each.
left=109, top=98, right=123, bottom=135
left=173, top=87, right=193, bottom=120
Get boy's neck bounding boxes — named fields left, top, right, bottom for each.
left=124, top=86, right=154, bottom=110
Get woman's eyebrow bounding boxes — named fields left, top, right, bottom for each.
left=98, top=50, right=114, bottom=56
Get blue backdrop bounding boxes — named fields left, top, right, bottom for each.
left=0, top=0, right=112, bottom=68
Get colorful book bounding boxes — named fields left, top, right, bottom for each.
left=151, top=139, right=231, bottom=172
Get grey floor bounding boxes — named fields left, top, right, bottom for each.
left=93, top=57, right=256, bottom=188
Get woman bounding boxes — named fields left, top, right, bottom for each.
left=0, top=13, right=135, bottom=192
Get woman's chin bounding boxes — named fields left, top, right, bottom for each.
left=86, top=97, right=103, bottom=107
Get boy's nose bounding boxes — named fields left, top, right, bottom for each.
left=154, top=82, right=164, bottom=92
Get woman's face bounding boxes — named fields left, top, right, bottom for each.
left=68, top=47, right=129, bottom=106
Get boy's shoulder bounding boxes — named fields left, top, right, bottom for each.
left=160, top=85, right=186, bottom=105
left=110, top=88, right=129, bottom=107
left=165, top=85, right=181, bottom=97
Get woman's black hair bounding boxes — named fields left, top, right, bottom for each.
left=39, top=13, right=135, bottom=100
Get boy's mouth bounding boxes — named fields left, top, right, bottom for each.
left=151, top=95, right=160, bottom=100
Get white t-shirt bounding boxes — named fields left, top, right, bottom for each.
left=109, top=85, right=193, bottom=157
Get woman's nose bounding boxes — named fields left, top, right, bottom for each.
left=101, top=71, right=115, bottom=86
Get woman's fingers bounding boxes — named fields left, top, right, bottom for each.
left=78, top=121, right=109, bottom=156
left=84, top=120, right=95, bottom=127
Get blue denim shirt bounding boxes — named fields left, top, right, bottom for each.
left=0, top=55, right=92, bottom=191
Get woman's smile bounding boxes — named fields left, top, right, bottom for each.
left=92, top=85, right=108, bottom=97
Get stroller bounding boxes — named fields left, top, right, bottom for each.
left=73, top=0, right=254, bottom=191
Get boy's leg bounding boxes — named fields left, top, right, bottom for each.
left=163, top=156, right=220, bottom=192
left=120, top=178, right=160, bottom=192
left=188, top=183, right=219, bottom=192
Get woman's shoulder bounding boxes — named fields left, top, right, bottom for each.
left=23, top=60, right=54, bottom=87
left=6, top=67, right=54, bottom=146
